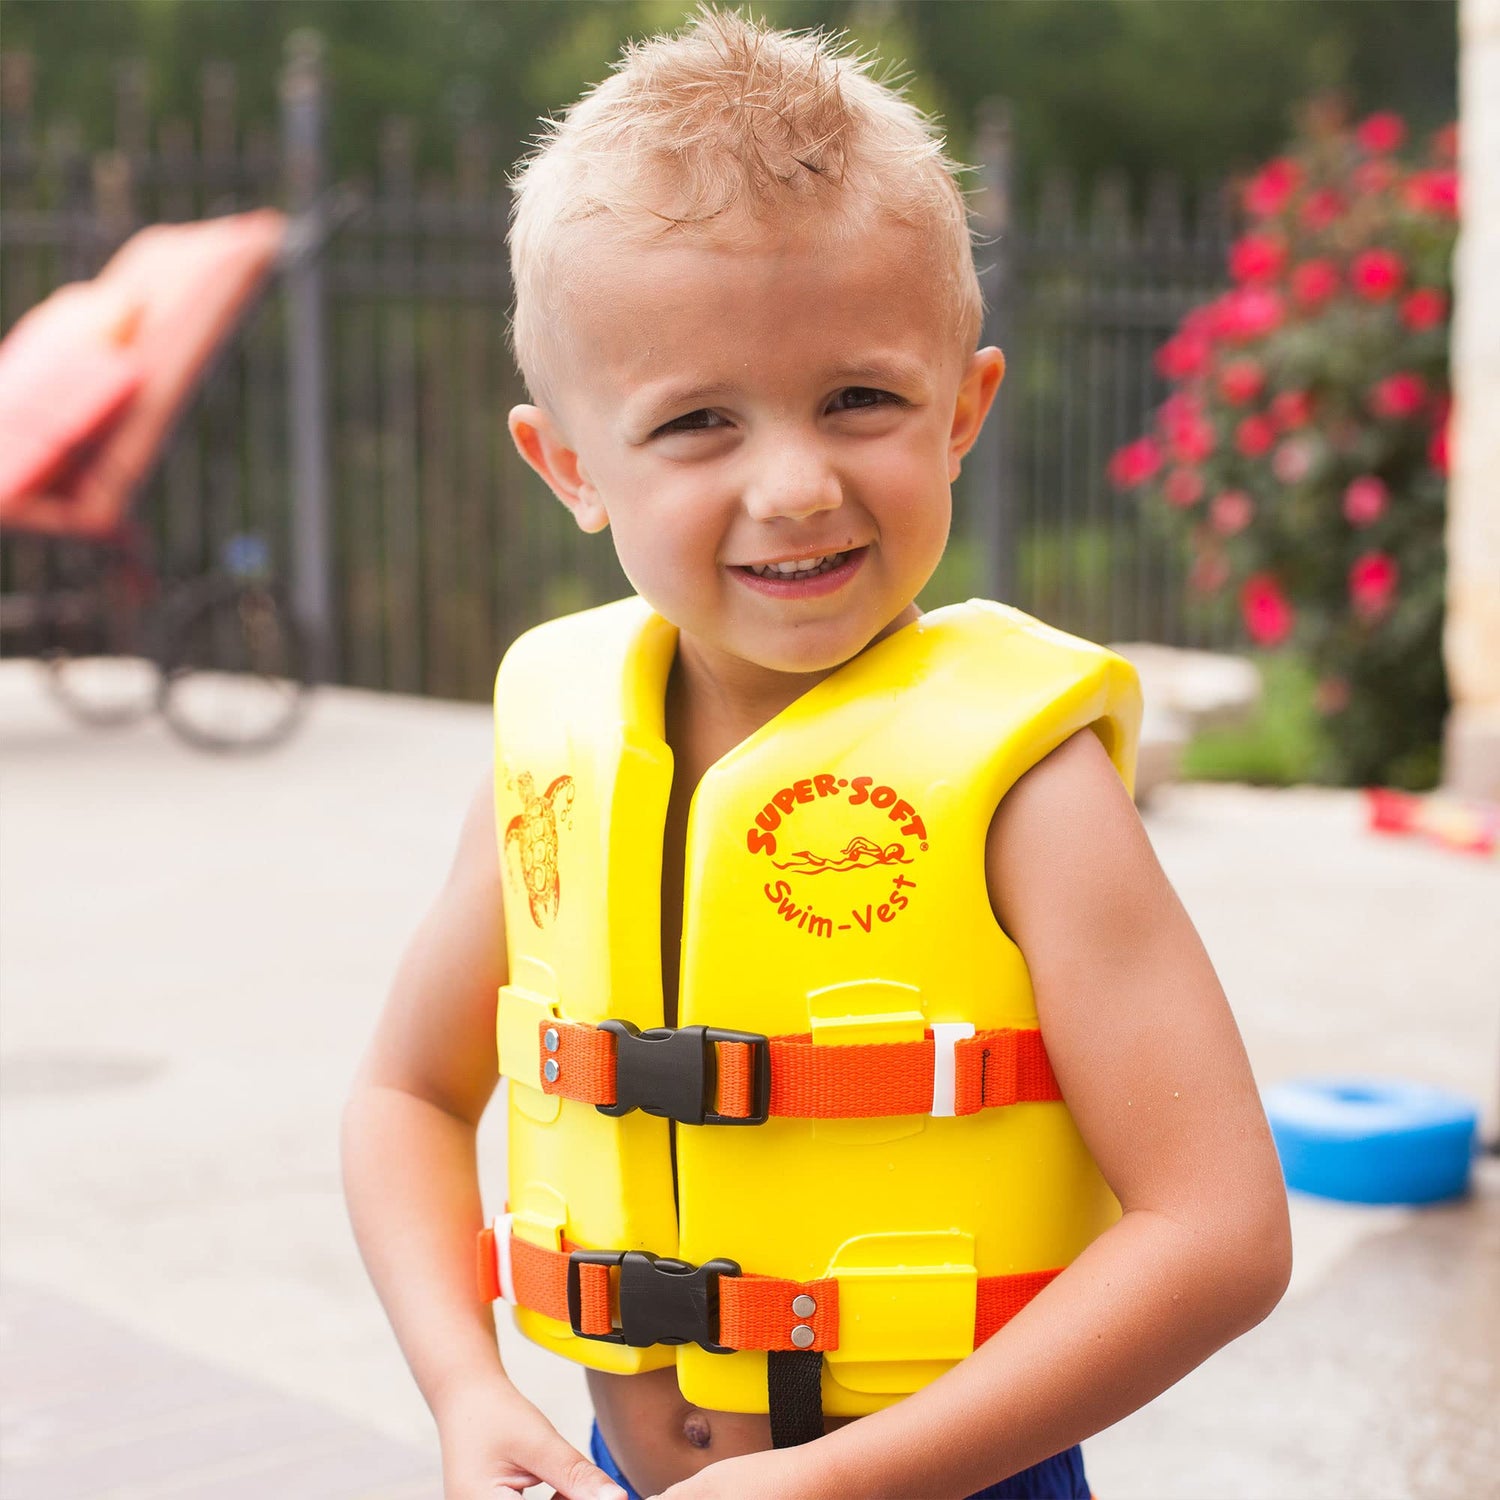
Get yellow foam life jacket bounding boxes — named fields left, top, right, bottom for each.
left=489, top=596, right=1141, bottom=1416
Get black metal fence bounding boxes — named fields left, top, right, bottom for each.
left=977, top=102, right=1240, bottom=649
left=0, top=41, right=1238, bottom=703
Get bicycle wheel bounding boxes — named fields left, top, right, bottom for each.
left=157, top=575, right=309, bottom=751
left=42, top=541, right=161, bottom=728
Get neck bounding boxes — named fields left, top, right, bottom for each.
left=671, top=605, right=923, bottom=745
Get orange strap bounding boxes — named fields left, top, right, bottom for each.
left=537, top=1019, right=1060, bottom=1119
left=478, top=1229, right=1059, bottom=1352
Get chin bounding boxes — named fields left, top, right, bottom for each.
left=741, top=625, right=887, bottom=678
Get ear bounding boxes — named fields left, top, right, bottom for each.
left=508, top=404, right=608, bottom=533
left=947, top=347, right=1006, bottom=482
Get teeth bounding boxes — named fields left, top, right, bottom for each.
left=748, top=551, right=846, bottom=579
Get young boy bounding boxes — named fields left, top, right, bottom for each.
left=342, top=12, right=1291, bottom=1500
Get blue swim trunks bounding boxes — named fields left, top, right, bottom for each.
left=590, top=1420, right=1089, bottom=1499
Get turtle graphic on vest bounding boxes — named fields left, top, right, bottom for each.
left=505, top=772, right=574, bottom=926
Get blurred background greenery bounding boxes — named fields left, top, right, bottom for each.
left=5, top=0, right=1456, bottom=209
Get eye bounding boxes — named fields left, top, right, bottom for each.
left=829, top=387, right=903, bottom=413
left=652, top=409, right=727, bottom=437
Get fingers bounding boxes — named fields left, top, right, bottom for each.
left=517, top=1427, right=628, bottom=1500
left=433, top=1376, right=629, bottom=1500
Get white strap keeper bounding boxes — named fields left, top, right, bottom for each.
left=929, top=1022, right=976, bottom=1117
left=492, top=1212, right=517, bottom=1304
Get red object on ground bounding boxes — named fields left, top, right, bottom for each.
left=1365, top=788, right=1500, bottom=857
left=0, top=209, right=285, bottom=540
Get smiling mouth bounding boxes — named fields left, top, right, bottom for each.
left=738, top=550, right=854, bottom=579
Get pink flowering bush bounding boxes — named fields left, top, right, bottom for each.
left=1110, top=105, right=1457, bottom=788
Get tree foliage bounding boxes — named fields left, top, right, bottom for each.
left=2, top=0, right=1456, bottom=205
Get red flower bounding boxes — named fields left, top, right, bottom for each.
left=1351, top=248, right=1406, bottom=301
left=1155, top=331, right=1213, bottom=379
left=1352, top=158, right=1399, bottom=195
left=1210, top=490, right=1255, bottom=536
left=1429, top=423, right=1449, bottom=474
left=1169, top=418, right=1217, bottom=466
left=1213, top=286, right=1285, bottom=342
left=1399, top=288, right=1449, bottom=331
left=1163, top=467, right=1205, bottom=508
left=1180, top=305, right=1220, bottom=342
left=1159, top=394, right=1218, bottom=465
left=1343, top=476, right=1389, bottom=527
left=1403, top=169, right=1459, bottom=219
left=1272, top=437, right=1315, bottom=484
left=1189, top=551, right=1230, bottom=597
left=1291, top=259, right=1342, bottom=310
left=1299, top=188, right=1346, bottom=232
left=1356, top=112, right=1407, bottom=154
left=1270, top=389, right=1315, bottom=429
left=1368, top=371, right=1428, bottom=420
left=1107, top=436, right=1164, bottom=489
left=1235, top=414, right=1277, bottom=458
left=1240, top=573, right=1295, bottom=646
left=1159, top=390, right=1205, bottom=427
left=1430, top=123, right=1458, bottom=163
left=1349, top=552, right=1399, bottom=621
left=1218, top=358, right=1267, bottom=405
left=1245, top=158, right=1302, bottom=218
left=1229, top=233, right=1289, bottom=284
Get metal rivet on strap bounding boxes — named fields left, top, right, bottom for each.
left=543, top=1027, right=560, bottom=1052
left=543, top=1058, right=560, bottom=1083
left=791, top=1294, right=816, bottom=1318
left=790, top=1323, right=815, bottom=1348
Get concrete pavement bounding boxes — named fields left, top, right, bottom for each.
left=2, top=660, right=1496, bottom=1499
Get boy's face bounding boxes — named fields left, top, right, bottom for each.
left=511, top=214, right=1002, bottom=690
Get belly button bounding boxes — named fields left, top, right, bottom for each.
left=682, top=1409, right=712, bottom=1449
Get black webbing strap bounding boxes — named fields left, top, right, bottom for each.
left=767, top=1349, right=824, bottom=1448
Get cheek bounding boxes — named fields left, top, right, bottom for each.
left=862, top=444, right=950, bottom=537
left=609, top=488, right=720, bottom=591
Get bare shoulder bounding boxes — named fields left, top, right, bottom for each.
left=986, top=726, right=1166, bottom=956
left=354, top=769, right=507, bottom=1124
left=985, top=728, right=1286, bottom=1227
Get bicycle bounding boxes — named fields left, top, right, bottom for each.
left=14, top=527, right=308, bottom=752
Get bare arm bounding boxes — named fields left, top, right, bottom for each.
left=653, top=729, right=1291, bottom=1498
left=341, top=772, right=626, bottom=1500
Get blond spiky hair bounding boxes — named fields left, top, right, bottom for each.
left=508, top=6, right=982, bottom=404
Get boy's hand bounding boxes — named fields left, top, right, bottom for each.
left=646, top=1447, right=829, bottom=1500
left=435, top=1377, right=628, bottom=1500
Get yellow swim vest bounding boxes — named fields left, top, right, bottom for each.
left=486, top=596, right=1141, bottom=1418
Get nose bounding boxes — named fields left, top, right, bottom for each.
left=740, top=435, right=843, bottom=523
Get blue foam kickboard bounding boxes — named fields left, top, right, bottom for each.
left=1262, top=1076, right=1479, bottom=1206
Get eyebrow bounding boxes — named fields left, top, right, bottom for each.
left=640, top=382, right=738, bottom=417
left=622, top=381, right=738, bottom=439
left=825, top=356, right=930, bottom=391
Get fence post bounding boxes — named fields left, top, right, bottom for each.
left=972, top=98, right=1016, bottom=603
left=280, top=30, right=337, bottom=681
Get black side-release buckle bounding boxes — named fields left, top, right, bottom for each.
left=596, top=1021, right=771, bottom=1125
left=567, top=1249, right=741, bottom=1352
